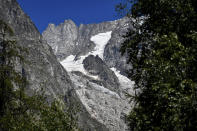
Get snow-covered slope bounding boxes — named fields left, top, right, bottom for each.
left=90, top=31, right=112, bottom=59
left=61, top=31, right=112, bottom=79
left=60, top=30, right=134, bottom=94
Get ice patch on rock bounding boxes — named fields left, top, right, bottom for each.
left=110, top=68, right=134, bottom=89
left=90, top=31, right=112, bottom=59
left=110, top=67, right=135, bottom=97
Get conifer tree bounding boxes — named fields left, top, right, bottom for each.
left=117, top=0, right=197, bottom=130
left=0, top=19, right=25, bottom=119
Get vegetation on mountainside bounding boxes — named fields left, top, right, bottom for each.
left=0, top=20, right=78, bottom=131
left=117, top=0, right=197, bottom=130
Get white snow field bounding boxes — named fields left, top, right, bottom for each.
left=61, top=30, right=134, bottom=91
left=90, top=31, right=112, bottom=59
left=60, top=31, right=112, bottom=79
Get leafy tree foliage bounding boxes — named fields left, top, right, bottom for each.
left=117, top=0, right=197, bottom=130
left=0, top=20, right=78, bottom=130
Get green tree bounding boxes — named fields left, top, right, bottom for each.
left=0, top=19, right=27, bottom=125
left=0, top=20, right=78, bottom=130
left=117, top=0, right=197, bottom=130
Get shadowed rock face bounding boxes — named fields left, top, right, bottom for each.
left=0, top=0, right=73, bottom=97
left=104, top=26, right=133, bottom=76
left=0, top=0, right=110, bottom=130
left=83, top=55, right=120, bottom=93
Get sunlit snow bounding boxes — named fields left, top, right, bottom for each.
left=60, top=30, right=134, bottom=95
left=90, top=31, right=112, bottom=59
left=60, top=31, right=112, bottom=79
left=110, top=68, right=134, bottom=90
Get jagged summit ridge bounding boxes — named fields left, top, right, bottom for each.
left=43, top=19, right=78, bottom=60
left=43, top=17, right=132, bottom=73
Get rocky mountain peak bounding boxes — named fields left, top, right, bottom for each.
left=64, top=19, right=76, bottom=25
left=43, top=17, right=135, bottom=131
left=43, top=19, right=78, bottom=60
left=46, top=23, right=56, bottom=31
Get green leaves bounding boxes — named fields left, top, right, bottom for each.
left=118, top=0, right=197, bottom=130
left=128, top=33, right=197, bottom=131
left=0, top=20, right=14, bottom=36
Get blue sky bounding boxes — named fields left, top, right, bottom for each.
left=17, top=0, right=122, bottom=33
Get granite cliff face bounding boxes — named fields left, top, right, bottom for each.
left=43, top=17, right=135, bottom=130
left=0, top=0, right=74, bottom=98
left=0, top=0, right=111, bottom=130
left=43, top=18, right=132, bottom=74
left=42, top=20, right=78, bottom=60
